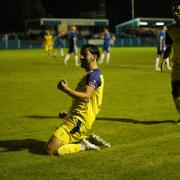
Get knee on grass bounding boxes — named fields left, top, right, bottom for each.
left=44, top=146, right=58, bottom=156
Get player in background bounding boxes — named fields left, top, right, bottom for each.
left=160, top=47, right=172, bottom=72
left=43, top=30, right=54, bottom=58
left=162, top=1, right=180, bottom=123
left=64, top=26, right=79, bottom=66
left=44, top=44, right=110, bottom=156
left=53, top=32, right=65, bottom=59
left=154, top=25, right=171, bottom=71
left=99, top=28, right=116, bottom=64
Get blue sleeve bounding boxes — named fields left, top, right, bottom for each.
left=159, top=31, right=164, bottom=38
left=86, top=70, right=102, bottom=90
left=73, top=32, right=77, bottom=40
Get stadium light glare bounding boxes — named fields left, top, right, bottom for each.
left=156, top=22, right=165, bottom=26
left=140, top=22, right=148, bottom=25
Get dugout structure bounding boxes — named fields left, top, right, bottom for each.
left=114, top=17, right=175, bottom=47
left=25, top=18, right=109, bottom=27
left=116, top=17, right=174, bottom=35
left=25, top=18, right=109, bottom=38
left=116, top=17, right=174, bottom=34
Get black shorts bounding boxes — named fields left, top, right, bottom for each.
left=163, top=46, right=172, bottom=59
left=157, top=47, right=163, bottom=55
left=171, top=81, right=180, bottom=98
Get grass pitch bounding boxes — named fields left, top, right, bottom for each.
left=0, top=48, right=180, bottom=179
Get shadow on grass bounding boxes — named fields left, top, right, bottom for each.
left=26, top=115, right=58, bottom=119
left=0, top=139, right=46, bottom=155
left=96, top=117, right=177, bottom=124
left=25, top=115, right=177, bottom=125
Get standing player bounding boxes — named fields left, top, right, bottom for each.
left=53, top=32, right=65, bottom=59
left=64, top=26, right=79, bottom=66
left=99, top=28, right=116, bottom=64
left=163, top=1, right=180, bottom=123
left=44, top=44, right=106, bottom=156
left=154, top=25, right=171, bottom=71
left=160, top=47, right=172, bottom=72
left=43, top=30, right=54, bottom=58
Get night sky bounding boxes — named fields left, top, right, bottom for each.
left=43, top=0, right=173, bottom=31
left=0, top=0, right=174, bottom=32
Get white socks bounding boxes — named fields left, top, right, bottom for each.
left=155, top=57, right=160, bottom=69
left=60, top=49, right=64, bottom=57
left=99, top=53, right=110, bottom=64
left=64, top=54, right=70, bottom=65
left=99, top=53, right=105, bottom=63
left=164, top=58, right=171, bottom=70
left=74, top=55, right=79, bottom=65
left=64, top=54, right=79, bottom=65
left=106, top=52, right=110, bottom=64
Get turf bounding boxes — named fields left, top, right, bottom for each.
left=0, top=48, right=180, bottom=179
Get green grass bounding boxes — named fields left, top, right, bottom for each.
left=0, top=48, right=180, bottom=180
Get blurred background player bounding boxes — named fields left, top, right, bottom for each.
left=99, top=28, right=116, bottom=64
left=163, top=1, right=180, bottom=123
left=43, top=30, right=54, bottom=58
left=53, top=32, right=65, bottom=59
left=154, top=25, right=171, bottom=71
left=160, top=49, right=172, bottom=72
left=64, top=26, right=79, bottom=66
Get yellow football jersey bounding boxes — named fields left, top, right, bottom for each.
left=68, top=69, right=104, bottom=130
left=44, top=34, right=53, bottom=46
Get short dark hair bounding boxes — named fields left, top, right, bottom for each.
left=81, top=44, right=100, bottom=61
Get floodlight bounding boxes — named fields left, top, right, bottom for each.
left=140, top=22, right=148, bottom=25
left=156, top=22, right=165, bottom=26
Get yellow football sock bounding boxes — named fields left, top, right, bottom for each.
left=58, top=144, right=81, bottom=155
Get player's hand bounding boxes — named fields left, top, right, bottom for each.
left=57, top=79, right=69, bottom=91
left=159, top=49, right=163, bottom=54
left=59, top=111, right=68, bottom=119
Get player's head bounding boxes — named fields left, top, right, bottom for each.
left=104, top=28, right=109, bottom=33
left=46, top=30, right=51, bottom=35
left=171, top=1, right=180, bottom=22
left=71, top=26, right=77, bottom=32
left=162, top=25, right=167, bottom=32
left=80, top=44, right=100, bottom=70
